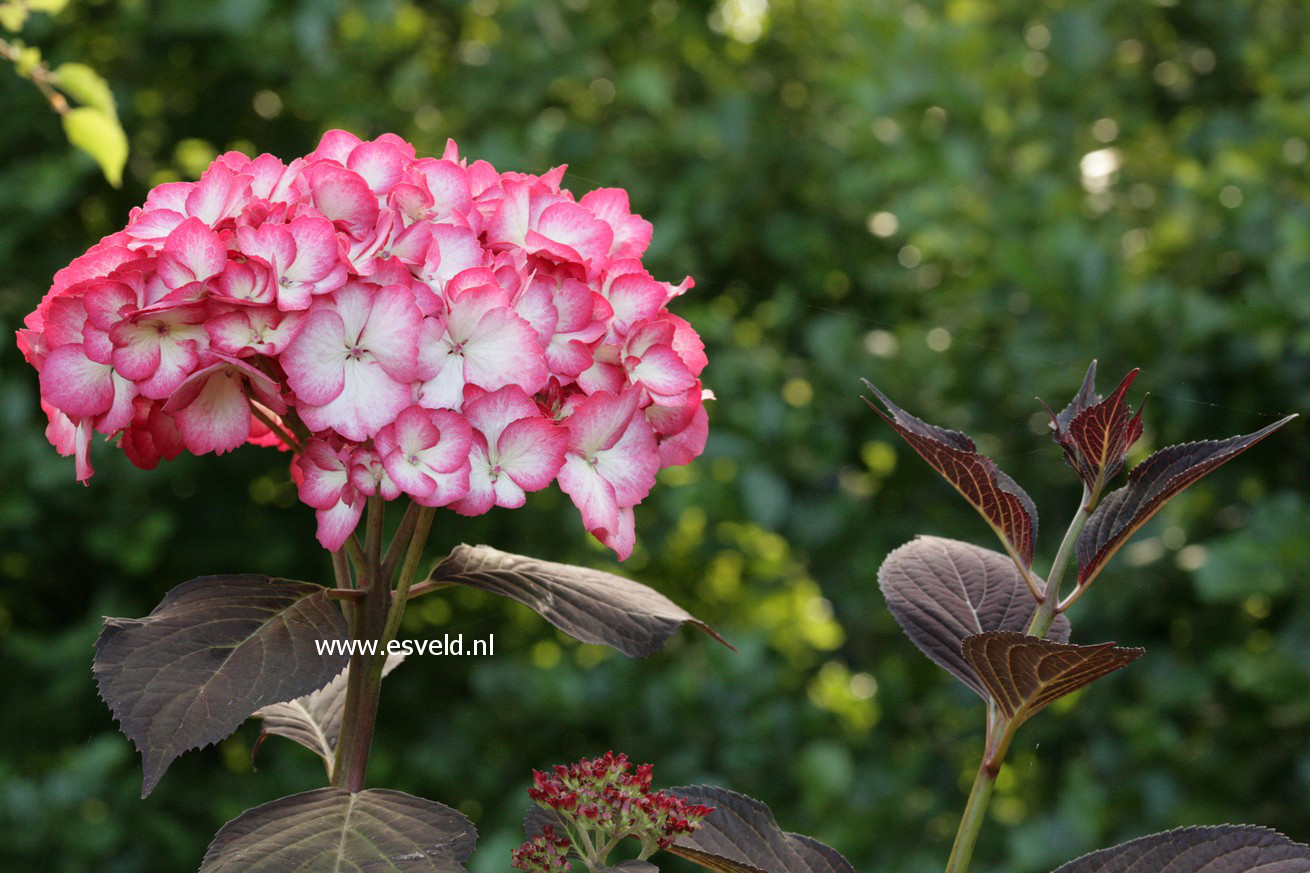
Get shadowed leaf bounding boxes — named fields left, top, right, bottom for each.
left=200, top=787, right=476, bottom=872
left=422, top=545, right=730, bottom=658
left=863, top=381, right=1038, bottom=567
left=252, top=652, right=405, bottom=776
left=93, top=575, right=349, bottom=796
left=1076, top=415, right=1297, bottom=587
left=1051, top=824, right=1310, bottom=873
left=665, top=785, right=855, bottom=873
left=878, top=537, right=1070, bottom=697
left=962, top=631, right=1143, bottom=725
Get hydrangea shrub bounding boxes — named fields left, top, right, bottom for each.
left=17, top=129, right=1308, bottom=873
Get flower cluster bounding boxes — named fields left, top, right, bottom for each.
left=17, top=131, right=708, bottom=558
left=518, top=751, right=713, bottom=868
left=510, top=824, right=572, bottom=873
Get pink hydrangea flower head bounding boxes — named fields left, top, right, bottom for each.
left=20, top=130, right=709, bottom=557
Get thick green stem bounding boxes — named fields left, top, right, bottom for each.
left=330, top=499, right=434, bottom=792
left=945, top=485, right=1093, bottom=873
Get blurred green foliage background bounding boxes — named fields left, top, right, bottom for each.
left=2, top=0, right=1309, bottom=870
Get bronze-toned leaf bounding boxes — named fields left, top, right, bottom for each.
left=200, top=787, right=476, bottom=872
left=878, top=537, right=1069, bottom=697
left=251, top=652, right=405, bottom=776
left=423, top=545, right=729, bottom=658
left=93, top=575, right=349, bottom=797
left=1044, top=365, right=1144, bottom=496
left=962, top=631, right=1142, bottom=725
left=1076, top=415, right=1297, bottom=587
left=1051, top=824, right=1310, bottom=873
left=863, top=381, right=1038, bottom=567
left=665, top=785, right=855, bottom=873
left=1046, top=360, right=1102, bottom=437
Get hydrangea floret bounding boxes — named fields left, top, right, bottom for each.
left=18, top=130, right=709, bottom=559
left=511, top=825, right=572, bottom=873
left=513, top=752, right=713, bottom=872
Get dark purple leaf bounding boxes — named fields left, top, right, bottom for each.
left=1051, top=824, right=1310, bottom=873
left=1046, top=360, right=1102, bottom=436
left=1044, top=365, right=1144, bottom=496
left=523, top=805, right=570, bottom=842
left=878, top=537, right=1070, bottom=697
left=962, top=631, right=1143, bottom=725
left=665, top=785, right=855, bottom=873
left=200, top=787, right=476, bottom=872
left=863, top=381, right=1038, bottom=567
left=1076, top=415, right=1297, bottom=587
left=251, top=652, right=405, bottom=776
left=93, top=575, right=349, bottom=797
left=423, top=545, right=730, bottom=658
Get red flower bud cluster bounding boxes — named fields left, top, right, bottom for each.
left=510, top=824, right=572, bottom=873
left=525, top=751, right=712, bottom=857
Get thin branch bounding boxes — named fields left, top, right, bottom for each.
left=1025, top=485, right=1093, bottom=637
left=364, top=496, right=385, bottom=571
left=331, top=546, right=354, bottom=590
left=0, top=36, right=69, bottom=114
left=404, top=579, right=453, bottom=600
left=345, top=534, right=366, bottom=578
left=280, top=407, right=315, bottom=446
left=378, top=507, right=435, bottom=645
left=247, top=399, right=303, bottom=453
left=380, top=501, right=420, bottom=583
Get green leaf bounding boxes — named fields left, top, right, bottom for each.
left=201, top=788, right=477, bottom=872
left=0, top=4, right=30, bottom=31
left=27, top=0, right=71, bottom=13
left=93, top=574, right=350, bottom=796
left=61, top=106, right=128, bottom=187
left=14, top=42, right=40, bottom=77
left=52, top=62, right=116, bottom=114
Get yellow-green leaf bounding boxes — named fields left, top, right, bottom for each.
left=52, top=62, right=116, bottom=115
left=61, top=106, right=128, bottom=187
left=0, top=4, right=30, bottom=32
left=14, top=43, right=41, bottom=77
left=27, top=0, right=71, bottom=14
